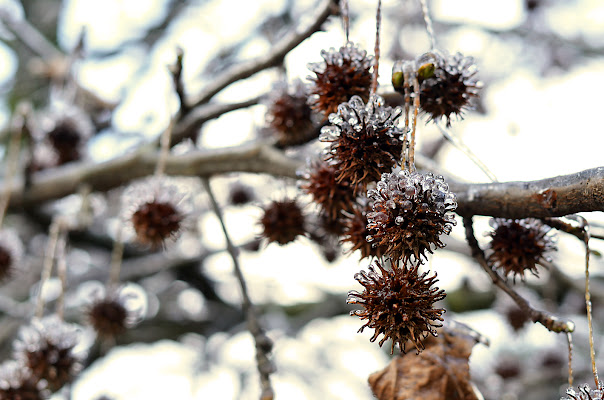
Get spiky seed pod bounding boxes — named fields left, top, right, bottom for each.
left=38, top=105, right=94, bottom=165
left=300, top=158, right=357, bottom=221
left=367, top=170, right=457, bottom=265
left=122, top=177, right=192, bottom=248
left=392, top=51, right=481, bottom=127
left=0, top=361, right=47, bottom=400
left=307, top=42, right=373, bottom=117
left=487, top=218, right=556, bottom=282
left=494, top=358, right=522, bottom=380
left=259, top=199, right=306, bottom=245
left=0, top=229, right=24, bottom=282
left=347, top=260, right=446, bottom=354
left=320, top=95, right=405, bottom=194
left=341, top=203, right=387, bottom=260
left=505, top=305, right=530, bottom=332
left=85, top=283, right=146, bottom=339
left=228, top=183, right=254, bottom=206
left=564, top=384, right=604, bottom=400
left=13, top=316, right=87, bottom=392
left=264, top=79, right=315, bottom=147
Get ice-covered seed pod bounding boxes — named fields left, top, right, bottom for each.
left=13, top=315, right=87, bottom=392
left=307, top=42, right=373, bottom=118
left=320, top=95, right=405, bottom=194
left=367, top=170, right=457, bottom=264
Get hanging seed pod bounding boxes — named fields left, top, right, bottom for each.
left=307, top=42, right=373, bottom=118
left=121, top=177, right=193, bottom=248
left=13, top=316, right=87, bottom=392
left=320, top=95, right=405, bottom=194
left=487, top=218, right=556, bottom=282
left=348, top=259, right=446, bottom=354
left=259, top=199, right=306, bottom=246
left=367, top=170, right=457, bottom=265
left=392, top=51, right=481, bottom=126
left=0, top=229, right=24, bottom=282
left=264, top=79, right=316, bottom=147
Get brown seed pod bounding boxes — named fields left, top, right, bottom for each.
left=307, top=42, right=373, bottom=118
left=13, top=316, right=86, bottom=392
left=259, top=199, right=306, bottom=245
left=367, top=170, right=457, bottom=265
left=122, top=177, right=192, bottom=248
left=228, top=183, right=254, bottom=206
left=347, top=260, right=446, bottom=354
left=38, top=105, right=94, bottom=165
left=264, top=79, right=316, bottom=147
left=300, top=158, right=357, bottom=221
left=83, top=282, right=146, bottom=339
left=341, top=202, right=387, bottom=260
left=392, top=51, right=481, bottom=127
left=320, top=95, right=405, bottom=194
left=487, top=218, right=556, bottom=282
left=0, top=229, right=24, bottom=282
left=0, top=361, right=47, bottom=400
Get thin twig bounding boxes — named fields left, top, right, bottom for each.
left=108, top=224, right=125, bottom=290
left=409, top=72, right=420, bottom=171
left=35, top=218, right=63, bottom=318
left=371, top=0, right=382, bottom=97
left=201, top=177, right=275, bottom=400
left=172, top=96, right=262, bottom=144
left=436, top=123, right=498, bottom=182
left=55, top=230, right=68, bottom=320
left=155, top=116, right=175, bottom=177
left=567, top=332, right=574, bottom=388
left=463, top=216, right=574, bottom=333
left=420, top=0, right=436, bottom=50
left=341, top=0, right=349, bottom=42
left=169, top=47, right=189, bottom=114
left=568, top=215, right=600, bottom=389
left=0, top=103, right=27, bottom=228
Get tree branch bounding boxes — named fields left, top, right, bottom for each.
left=7, top=141, right=300, bottom=208
left=452, top=166, right=604, bottom=218
left=186, top=0, right=335, bottom=108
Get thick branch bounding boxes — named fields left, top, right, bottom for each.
left=7, top=142, right=300, bottom=208
left=452, top=166, right=604, bottom=218
left=4, top=131, right=604, bottom=219
left=187, top=0, right=335, bottom=108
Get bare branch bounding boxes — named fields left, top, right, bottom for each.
left=0, top=8, right=63, bottom=60
left=7, top=141, right=300, bottom=208
left=452, top=166, right=604, bottom=218
left=202, top=178, right=274, bottom=400
left=187, top=0, right=335, bottom=108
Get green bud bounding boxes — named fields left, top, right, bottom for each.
left=392, top=71, right=404, bottom=92
left=417, top=62, right=435, bottom=81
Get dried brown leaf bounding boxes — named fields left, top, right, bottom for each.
left=368, top=328, right=481, bottom=400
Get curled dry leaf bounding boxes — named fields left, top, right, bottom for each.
left=368, top=328, right=482, bottom=400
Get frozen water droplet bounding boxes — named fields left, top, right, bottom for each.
left=385, top=200, right=396, bottom=209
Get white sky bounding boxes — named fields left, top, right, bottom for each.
left=2, top=0, right=603, bottom=398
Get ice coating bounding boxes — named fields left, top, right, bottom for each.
left=366, top=170, right=457, bottom=264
